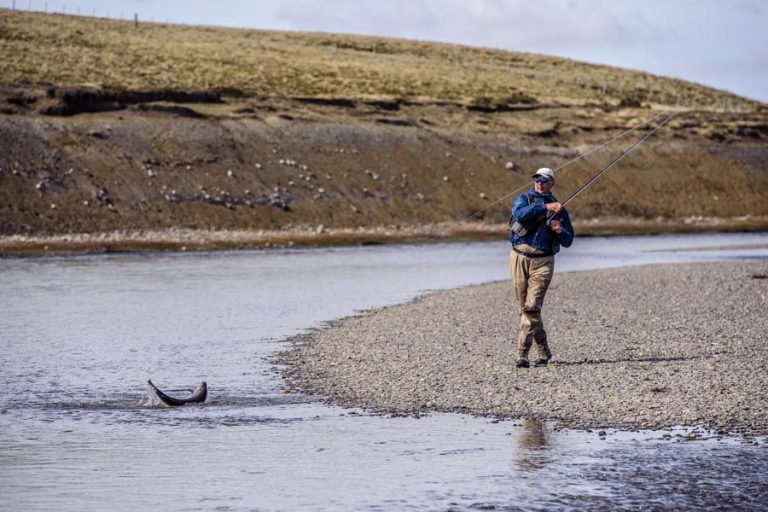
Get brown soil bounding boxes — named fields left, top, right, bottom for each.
left=2, top=9, right=766, bottom=255
left=1, top=89, right=767, bottom=256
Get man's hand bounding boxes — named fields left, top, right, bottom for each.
left=545, top=202, right=562, bottom=214
left=549, top=219, right=562, bottom=234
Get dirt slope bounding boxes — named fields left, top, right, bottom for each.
left=1, top=10, right=766, bottom=253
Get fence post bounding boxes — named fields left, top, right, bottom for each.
left=134, top=13, right=138, bottom=28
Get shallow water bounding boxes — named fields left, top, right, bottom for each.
left=1, top=233, right=766, bottom=511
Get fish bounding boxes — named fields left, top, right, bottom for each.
left=147, top=379, right=207, bottom=406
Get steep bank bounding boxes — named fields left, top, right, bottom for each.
left=2, top=97, right=767, bottom=244
left=2, top=9, right=767, bottom=252
left=278, top=261, right=768, bottom=435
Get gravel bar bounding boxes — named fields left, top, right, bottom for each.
left=278, top=261, right=768, bottom=435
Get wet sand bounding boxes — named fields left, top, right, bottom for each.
left=279, top=261, right=768, bottom=435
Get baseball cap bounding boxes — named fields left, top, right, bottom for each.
left=532, top=167, right=555, bottom=181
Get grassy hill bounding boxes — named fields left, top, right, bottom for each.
left=1, top=8, right=761, bottom=110
left=1, top=8, right=766, bottom=254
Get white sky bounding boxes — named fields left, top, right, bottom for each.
left=6, top=0, right=767, bottom=102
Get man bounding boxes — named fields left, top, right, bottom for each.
left=509, top=167, right=574, bottom=368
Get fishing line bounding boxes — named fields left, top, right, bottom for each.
left=425, top=100, right=688, bottom=241
left=552, top=99, right=688, bottom=174
left=545, top=103, right=685, bottom=224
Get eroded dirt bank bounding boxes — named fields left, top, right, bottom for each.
left=2, top=92, right=767, bottom=253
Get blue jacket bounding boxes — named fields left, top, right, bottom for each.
left=509, top=190, right=574, bottom=253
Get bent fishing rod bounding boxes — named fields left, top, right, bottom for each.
left=545, top=103, right=685, bottom=225
left=442, top=100, right=688, bottom=232
left=418, top=100, right=686, bottom=243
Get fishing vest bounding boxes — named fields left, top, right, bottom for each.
left=508, top=192, right=540, bottom=236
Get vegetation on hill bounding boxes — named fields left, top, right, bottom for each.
left=0, top=9, right=766, bottom=255
left=0, top=8, right=761, bottom=111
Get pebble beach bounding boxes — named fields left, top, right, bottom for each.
left=280, top=260, right=768, bottom=435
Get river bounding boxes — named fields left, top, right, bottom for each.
left=1, top=233, right=766, bottom=511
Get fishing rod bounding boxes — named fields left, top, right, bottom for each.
left=545, top=102, right=686, bottom=225
left=446, top=100, right=688, bottom=230
left=553, top=100, right=687, bottom=174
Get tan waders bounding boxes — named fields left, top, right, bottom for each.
left=509, top=248, right=554, bottom=365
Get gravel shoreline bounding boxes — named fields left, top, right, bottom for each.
left=279, top=261, right=768, bottom=435
left=3, top=216, right=766, bottom=257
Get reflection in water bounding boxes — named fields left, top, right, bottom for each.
left=515, top=419, right=553, bottom=471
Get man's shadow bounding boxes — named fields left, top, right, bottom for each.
left=554, top=355, right=704, bottom=366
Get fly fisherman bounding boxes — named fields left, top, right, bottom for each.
left=509, top=167, right=574, bottom=368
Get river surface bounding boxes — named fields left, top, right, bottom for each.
left=1, top=233, right=767, bottom=511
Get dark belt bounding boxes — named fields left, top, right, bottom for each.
left=512, top=246, right=553, bottom=258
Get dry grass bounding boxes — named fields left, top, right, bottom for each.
left=0, top=8, right=762, bottom=111
left=1, top=8, right=766, bottom=250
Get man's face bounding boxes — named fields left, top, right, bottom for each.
left=534, top=178, right=554, bottom=194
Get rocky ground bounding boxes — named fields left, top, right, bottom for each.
left=279, top=261, right=768, bottom=435
left=4, top=218, right=767, bottom=256
left=2, top=10, right=768, bottom=254
left=2, top=90, right=768, bottom=253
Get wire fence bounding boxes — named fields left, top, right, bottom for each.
left=6, top=0, right=165, bottom=24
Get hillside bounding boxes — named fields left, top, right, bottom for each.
left=1, top=9, right=767, bottom=254
left=1, top=9, right=762, bottom=110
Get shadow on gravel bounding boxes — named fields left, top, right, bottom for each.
left=554, top=355, right=706, bottom=366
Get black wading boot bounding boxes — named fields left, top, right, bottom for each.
left=533, top=347, right=552, bottom=367
left=515, top=359, right=530, bottom=368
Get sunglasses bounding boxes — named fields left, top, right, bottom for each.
left=534, top=178, right=553, bottom=184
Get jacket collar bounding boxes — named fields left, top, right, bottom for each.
left=529, top=189, right=555, bottom=199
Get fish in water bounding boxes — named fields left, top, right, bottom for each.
left=147, top=379, right=207, bottom=406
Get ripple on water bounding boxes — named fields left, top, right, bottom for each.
left=1, top=234, right=766, bottom=511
